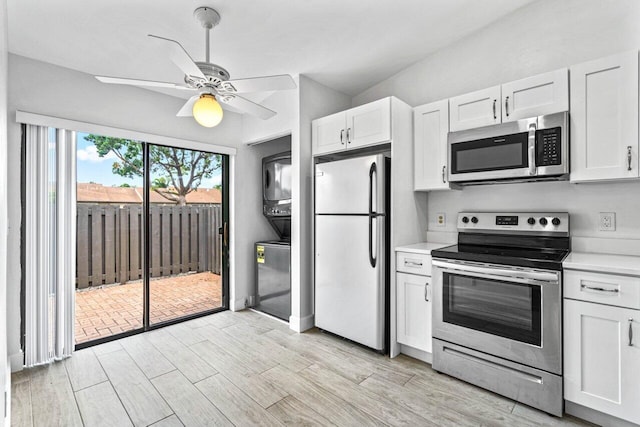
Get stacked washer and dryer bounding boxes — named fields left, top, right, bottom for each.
left=253, top=152, right=291, bottom=321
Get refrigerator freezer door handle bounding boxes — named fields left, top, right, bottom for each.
left=369, top=161, right=376, bottom=215
left=368, top=161, right=377, bottom=268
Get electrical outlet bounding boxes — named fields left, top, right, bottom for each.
left=599, top=212, right=616, bottom=231
left=436, top=213, right=446, bottom=227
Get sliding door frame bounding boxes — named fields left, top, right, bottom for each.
left=75, top=142, right=230, bottom=348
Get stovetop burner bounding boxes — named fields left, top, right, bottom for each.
left=431, top=212, right=570, bottom=271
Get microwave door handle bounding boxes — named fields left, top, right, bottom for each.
left=528, top=123, right=537, bottom=176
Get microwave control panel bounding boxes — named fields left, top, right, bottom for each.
left=536, top=127, right=562, bottom=166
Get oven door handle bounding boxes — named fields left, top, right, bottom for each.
left=432, top=260, right=559, bottom=285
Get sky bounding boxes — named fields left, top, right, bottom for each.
left=76, top=132, right=222, bottom=188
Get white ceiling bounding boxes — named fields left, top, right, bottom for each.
left=7, top=0, right=534, bottom=99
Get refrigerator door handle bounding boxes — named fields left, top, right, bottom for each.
left=369, top=162, right=377, bottom=268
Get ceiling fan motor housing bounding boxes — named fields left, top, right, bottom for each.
left=185, top=62, right=232, bottom=89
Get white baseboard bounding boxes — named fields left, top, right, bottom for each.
left=230, top=297, right=247, bottom=312
left=9, top=352, right=23, bottom=373
left=565, top=401, right=637, bottom=427
left=288, top=314, right=314, bottom=332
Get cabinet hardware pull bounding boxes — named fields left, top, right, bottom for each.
left=340, top=129, right=344, bottom=145
left=492, top=99, right=497, bottom=120
left=424, top=282, right=429, bottom=302
left=630, top=318, right=634, bottom=346
left=580, top=284, right=619, bottom=293
left=346, top=128, right=351, bottom=144
left=404, top=260, right=423, bottom=267
left=442, top=165, right=446, bottom=183
left=627, top=146, right=633, bottom=171
left=505, top=96, right=510, bottom=117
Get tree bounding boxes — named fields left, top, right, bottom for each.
left=86, top=134, right=221, bottom=206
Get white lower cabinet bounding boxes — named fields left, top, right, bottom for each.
left=396, top=272, right=432, bottom=353
left=564, top=293, right=640, bottom=425
left=396, top=250, right=433, bottom=355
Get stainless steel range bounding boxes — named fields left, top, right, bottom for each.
left=431, top=212, right=570, bottom=417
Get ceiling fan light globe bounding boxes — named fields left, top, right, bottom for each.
left=193, top=94, right=223, bottom=127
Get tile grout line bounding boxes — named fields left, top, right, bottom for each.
left=93, top=348, right=137, bottom=427
left=64, top=362, right=87, bottom=426
left=117, top=338, right=178, bottom=425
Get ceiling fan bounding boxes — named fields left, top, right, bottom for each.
left=95, top=6, right=296, bottom=127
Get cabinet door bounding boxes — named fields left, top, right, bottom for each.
left=345, top=98, right=391, bottom=149
left=414, top=100, right=450, bottom=191
left=570, top=51, right=639, bottom=182
left=449, top=86, right=501, bottom=132
left=564, top=299, right=640, bottom=425
left=396, top=272, right=432, bottom=353
left=312, top=111, right=346, bottom=156
left=501, top=68, right=568, bottom=122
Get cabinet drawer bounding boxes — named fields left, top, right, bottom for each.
left=396, top=252, right=431, bottom=276
left=564, top=270, right=640, bottom=309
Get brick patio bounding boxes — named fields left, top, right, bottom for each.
left=75, top=272, right=222, bottom=345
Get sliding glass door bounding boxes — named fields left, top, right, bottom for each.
left=74, top=135, right=228, bottom=348
left=75, top=134, right=145, bottom=346
left=147, top=144, right=226, bottom=326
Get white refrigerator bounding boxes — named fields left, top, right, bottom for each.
left=314, top=154, right=388, bottom=351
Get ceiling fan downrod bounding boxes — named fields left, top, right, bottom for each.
left=193, top=6, right=221, bottom=64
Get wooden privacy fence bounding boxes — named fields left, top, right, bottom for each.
left=76, top=203, right=222, bottom=288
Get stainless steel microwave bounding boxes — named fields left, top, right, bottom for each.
left=447, top=112, right=568, bottom=184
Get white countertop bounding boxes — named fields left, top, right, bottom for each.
left=395, top=242, right=451, bottom=255
left=563, top=252, right=640, bottom=276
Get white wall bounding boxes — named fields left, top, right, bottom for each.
left=291, top=75, right=351, bottom=331
left=6, top=54, right=247, bottom=368
left=0, top=0, right=9, bottom=423
left=353, top=0, right=640, bottom=246
left=241, top=89, right=297, bottom=145
left=230, top=135, right=291, bottom=310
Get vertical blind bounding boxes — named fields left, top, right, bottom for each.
left=24, top=124, right=76, bottom=366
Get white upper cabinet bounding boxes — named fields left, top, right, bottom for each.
left=449, top=86, right=501, bottom=131
left=449, top=68, right=568, bottom=132
left=501, top=68, right=569, bottom=122
left=311, top=111, right=346, bottom=155
left=345, top=98, right=391, bottom=150
left=312, top=98, right=392, bottom=156
left=570, top=51, right=639, bottom=182
left=414, top=99, right=450, bottom=191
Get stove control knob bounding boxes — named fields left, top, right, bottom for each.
left=461, top=216, right=469, bottom=224
left=471, top=216, right=479, bottom=224
left=527, top=217, right=536, bottom=225
left=539, top=217, right=548, bottom=226
left=552, top=217, right=561, bottom=226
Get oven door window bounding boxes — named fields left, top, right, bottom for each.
left=450, top=132, right=528, bottom=174
left=442, top=272, right=541, bottom=346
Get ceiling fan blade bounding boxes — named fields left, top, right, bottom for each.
left=219, top=95, right=276, bottom=120
left=95, top=75, right=194, bottom=90
left=148, top=34, right=205, bottom=79
left=176, top=95, right=200, bottom=117
left=221, top=75, right=297, bottom=93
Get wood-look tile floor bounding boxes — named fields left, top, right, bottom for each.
left=11, top=309, right=594, bottom=427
